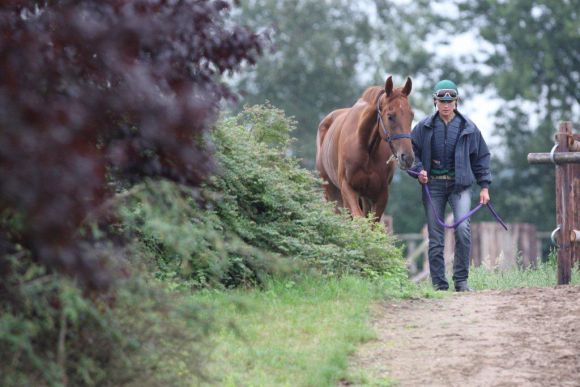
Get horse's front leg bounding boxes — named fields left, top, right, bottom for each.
left=340, top=181, right=364, bottom=217
left=371, top=190, right=389, bottom=222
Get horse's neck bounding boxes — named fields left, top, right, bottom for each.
left=358, top=103, right=380, bottom=152
left=367, top=130, right=382, bottom=155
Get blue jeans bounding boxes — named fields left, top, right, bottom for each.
left=423, top=180, right=472, bottom=290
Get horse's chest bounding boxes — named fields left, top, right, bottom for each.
left=348, top=162, right=390, bottom=197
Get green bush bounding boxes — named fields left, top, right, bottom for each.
left=121, top=104, right=406, bottom=289
left=119, top=181, right=279, bottom=289
left=0, top=252, right=212, bottom=386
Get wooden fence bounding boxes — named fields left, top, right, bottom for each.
left=398, top=216, right=542, bottom=282
left=528, top=121, right=580, bottom=284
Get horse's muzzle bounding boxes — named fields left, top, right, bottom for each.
left=398, top=153, right=414, bottom=170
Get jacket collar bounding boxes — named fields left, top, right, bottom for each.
left=424, top=110, right=474, bottom=134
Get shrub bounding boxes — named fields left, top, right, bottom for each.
left=0, top=251, right=213, bottom=386
left=119, top=181, right=280, bottom=289
left=121, top=104, right=406, bottom=288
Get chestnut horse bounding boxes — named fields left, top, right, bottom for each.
left=316, top=76, right=414, bottom=220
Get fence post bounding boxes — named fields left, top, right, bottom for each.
left=555, top=122, right=575, bottom=284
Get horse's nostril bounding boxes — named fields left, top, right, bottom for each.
left=399, top=153, right=414, bottom=169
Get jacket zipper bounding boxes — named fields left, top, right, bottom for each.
left=443, top=122, right=448, bottom=171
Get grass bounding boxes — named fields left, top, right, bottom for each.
left=416, top=251, right=580, bottom=291
left=468, top=261, right=580, bottom=290
left=148, top=257, right=580, bottom=386
left=183, top=276, right=437, bottom=386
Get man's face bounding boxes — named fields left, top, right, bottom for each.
left=435, top=99, right=456, bottom=117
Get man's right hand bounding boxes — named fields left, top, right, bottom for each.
left=418, top=170, right=428, bottom=184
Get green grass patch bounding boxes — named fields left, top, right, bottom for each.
left=469, top=259, right=580, bottom=290
left=183, top=275, right=433, bottom=386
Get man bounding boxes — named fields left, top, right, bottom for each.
left=409, top=80, right=491, bottom=292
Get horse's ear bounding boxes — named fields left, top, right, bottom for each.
left=402, top=77, right=412, bottom=96
left=384, top=75, right=393, bottom=97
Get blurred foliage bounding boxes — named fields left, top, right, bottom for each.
left=233, top=0, right=451, bottom=168
left=232, top=0, right=372, bottom=167
left=0, top=0, right=263, bottom=288
left=0, top=251, right=213, bottom=386
left=0, top=1, right=263, bottom=385
left=121, top=104, right=406, bottom=288
left=458, top=0, right=579, bottom=107
left=456, top=0, right=580, bottom=230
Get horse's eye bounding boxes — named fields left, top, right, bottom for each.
left=388, top=113, right=396, bottom=122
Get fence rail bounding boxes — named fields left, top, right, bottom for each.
left=528, top=152, right=580, bottom=164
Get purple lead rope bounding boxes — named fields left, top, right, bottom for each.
left=407, top=170, right=508, bottom=231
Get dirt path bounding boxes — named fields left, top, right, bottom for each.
left=347, top=286, right=580, bottom=386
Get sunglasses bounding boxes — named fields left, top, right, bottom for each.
left=433, top=89, right=458, bottom=99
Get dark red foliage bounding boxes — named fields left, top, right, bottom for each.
left=0, top=0, right=263, bottom=289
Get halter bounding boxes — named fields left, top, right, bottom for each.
left=375, top=91, right=412, bottom=153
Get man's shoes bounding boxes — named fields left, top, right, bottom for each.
left=434, top=284, right=449, bottom=291
left=455, top=282, right=474, bottom=292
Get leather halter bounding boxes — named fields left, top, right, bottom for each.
left=375, top=90, right=413, bottom=144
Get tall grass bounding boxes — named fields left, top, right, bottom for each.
left=469, top=258, right=580, bottom=290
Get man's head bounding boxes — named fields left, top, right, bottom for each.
left=433, top=79, right=458, bottom=118
left=433, top=79, right=458, bottom=102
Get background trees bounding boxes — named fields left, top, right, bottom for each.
left=233, top=0, right=373, bottom=167
left=456, top=0, right=579, bottom=229
left=234, top=0, right=579, bottom=234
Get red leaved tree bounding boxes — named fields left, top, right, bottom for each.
left=0, top=0, right=263, bottom=288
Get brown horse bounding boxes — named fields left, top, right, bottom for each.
left=316, top=75, right=414, bottom=220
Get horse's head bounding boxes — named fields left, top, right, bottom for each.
left=377, top=76, right=415, bottom=170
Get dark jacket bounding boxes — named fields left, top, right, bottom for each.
left=408, top=110, right=492, bottom=191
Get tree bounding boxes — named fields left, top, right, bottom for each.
left=456, top=0, right=580, bottom=230
left=0, top=0, right=263, bottom=288
left=233, top=0, right=374, bottom=167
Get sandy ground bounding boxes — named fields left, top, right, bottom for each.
left=346, top=286, right=580, bottom=387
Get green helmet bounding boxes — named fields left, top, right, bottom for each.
left=433, top=80, right=458, bottom=101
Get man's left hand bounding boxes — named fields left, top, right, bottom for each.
left=480, top=188, right=490, bottom=205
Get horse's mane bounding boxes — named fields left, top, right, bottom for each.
left=360, top=86, right=406, bottom=104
